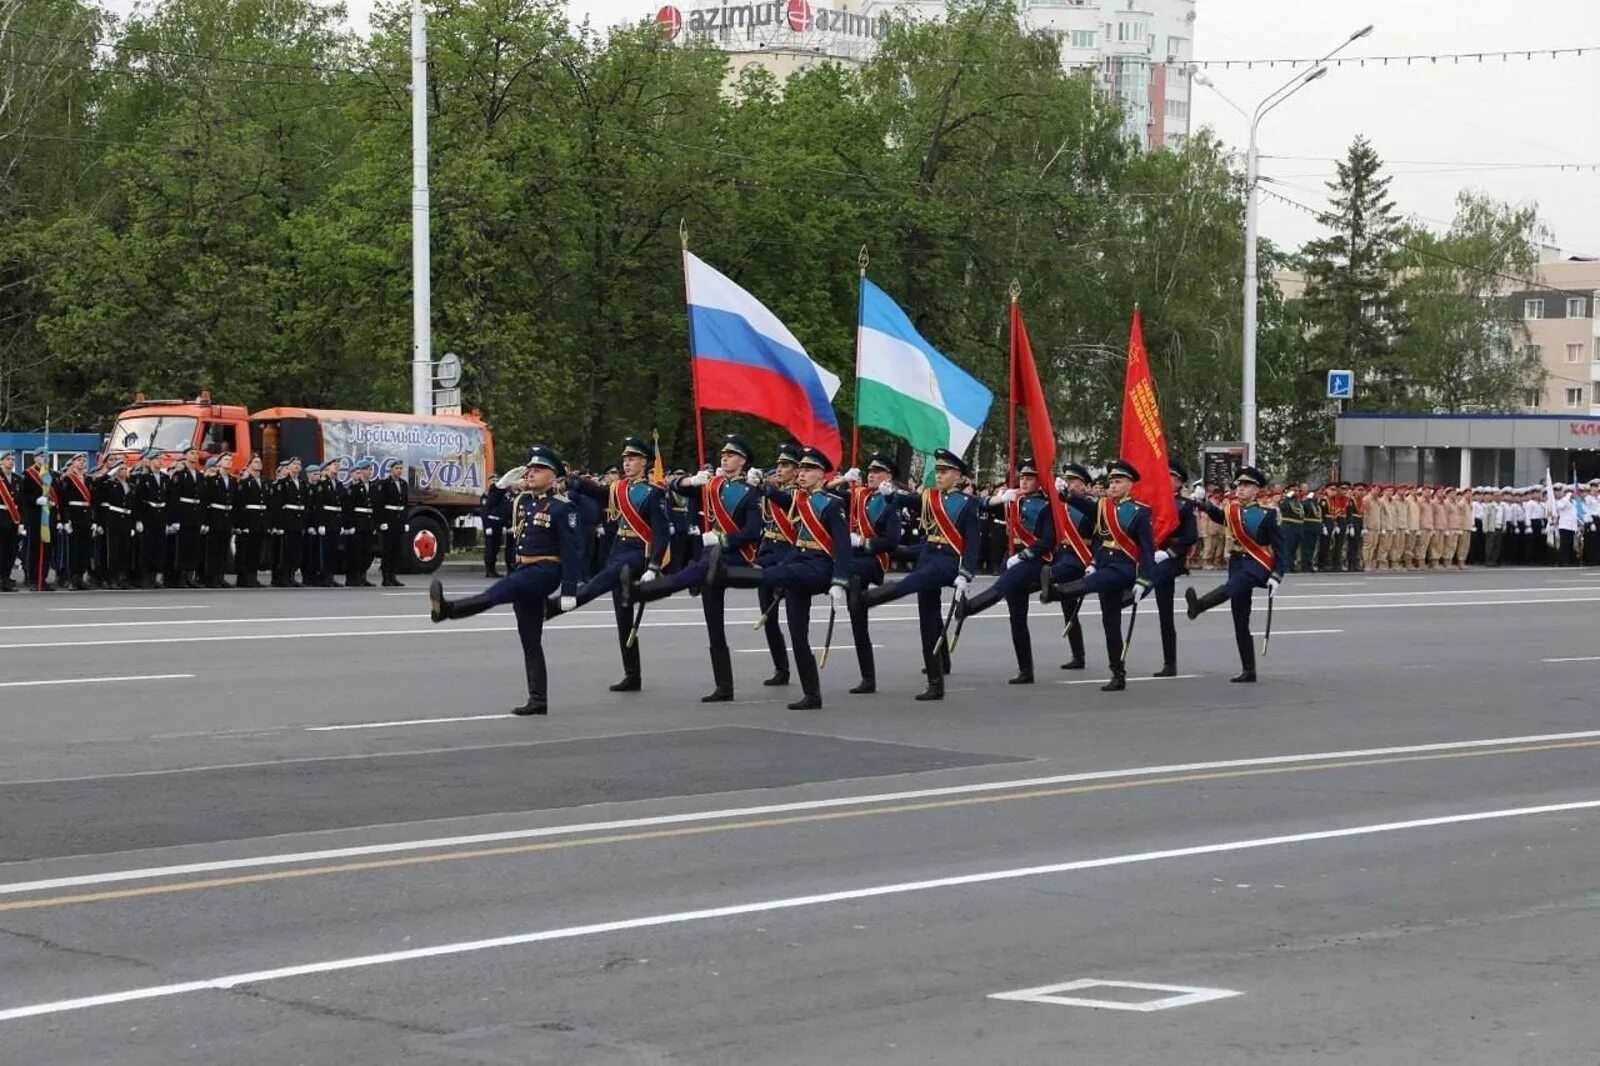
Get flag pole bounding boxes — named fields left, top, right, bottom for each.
left=1007, top=279, right=1020, bottom=485
left=680, top=219, right=706, bottom=469
left=852, top=245, right=868, bottom=470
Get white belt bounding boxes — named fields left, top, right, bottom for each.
left=282, top=504, right=305, bottom=511
left=106, top=505, right=131, bottom=515
left=178, top=497, right=200, bottom=504
left=244, top=504, right=267, bottom=510
left=208, top=503, right=230, bottom=511
left=353, top=507, right=373, bottom=514
left=321, top=506, right=343, bottom=513
left=383, top=505, right=405, bottom=511
left=145, top=501, right=166, bottom=509
left=68, top=501, right=90, bottom=507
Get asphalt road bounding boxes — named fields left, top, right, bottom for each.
left=1, top=563, right=1598, bottom=1064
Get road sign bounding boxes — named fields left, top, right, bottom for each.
left=432, top=387, right=461, bottom=415
left=1326, top=369, right=1354, bottom=400
left=435, top=352, right=462, bottom=389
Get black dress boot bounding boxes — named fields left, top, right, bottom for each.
left=543, top=593, right=565, bottom=620
left=787, top=653, right=822, bottom=710
left=847, top=601, right=875, bottom=693
left=702, top=646, right=735, bottom=703
left=609, top=635, right=642, bottom=692
left=1154, top=611, right=1178, bottom=677
left=1185, top=583, right=1230, bottom=620
left=914, top=650, right=944, bottom=701
left=512, top=647, right=549, bottom=715
left=1101, top=668, right=1127, bottom=692
left=955, top=581, right=1003, bottom=619
left=430, top=577, right=494, bottom=623
left=1039, top=574, right=1087, bottom=605
left=1231, top=628, right=1257, bottom=683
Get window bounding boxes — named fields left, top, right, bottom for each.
left=1566, top=387, right=1586, bottom=408
left=1568, top=343, right=1586, bottom=363
left=1116, top=20, right=1145, bottom=43
left=1568, top=296, right=1588, bottom=318
left=1525, top=343, right=1542, bottom=361
left=1070, top=29, right=1096, bottom=48
left=1164, top=99, right=1188, bottom=119
left=1166, top=35, right=1186, bottom=59
left=1525, top=298, right=1544, bottom=319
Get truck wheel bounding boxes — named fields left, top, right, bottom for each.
left=407, top=513, right=448, bottom=574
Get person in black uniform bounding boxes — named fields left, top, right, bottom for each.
left=746, top=442, right=802, bottom=688
left=344, top=459, right=378, bottom=586
left=232, top=455, right=268, bottom=587
left=167, top=448, right=204, bottom=588
left=1038, top=461, right=1097, bottom=670
left=481, top=479, right=507, bottom=578
left=1149, top=460, right=1200, bottom=677
left=430, top=446, right=583, bottom=716
left=274, top=457, right=307, bottom=587
left=954, top=457, right=1057, bottom=684
left=1185, top=465, right=1287, bottom=683
left=131, top=450, right=166, bottom=588
left=315, top=457, right=347, bottom=586
left=302, top=463, right=328, bottom=587
left=0, top=452, right=21, bottom=591
left=1036, top=458, right=1155, bottom=692
left=201, top=455, right=235, bottom=588
left=708, top=445, right=850, bottom=710
left=376, top=458, right=409, bottom=586
left=54, top=453, right=93, bottom=590
left=97, top=458, right=133, bottom=588
left=555, top=436, right=670, bottom=693
left=833, top=451, right=903, bottom=695
left=87, top=455, right=113, bottom=588
left=850, top=447, right=981, bottom=701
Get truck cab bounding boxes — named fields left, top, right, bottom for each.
left=106, top=393, right=251, bottom=472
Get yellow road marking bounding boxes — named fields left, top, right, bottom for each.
left=5, top=738, right=1597, bottom=913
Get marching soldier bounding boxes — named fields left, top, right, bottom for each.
left=834, top=451, right=904, bottom=695
left=1036, top=458, right=1155, bottom=692
left=708, top=445, right=851, bottom=710
left=274, top=457, right=307, bottom=587
left=345, top=459, right=378, bottom=586
left=953, top=457, right=1057, bottom=685
left=55, top=453, right=94, bottom=590
left=1148, top=461, right=1199, bottom=677
left=850, top=448, right=980, bottom=702
left=0, top=452, right=20, bottom=591
left=430, top=446, right=583, bottom=716
left=1039, top=461, right=1097, bottom=671
left=1185, top=466, right=1286, bottom=683
left=376, top=458, right=409, bottom=586
left=556, top=436, right=670, bottom=693
left=201, top=455, right=235, bottom=588
left=747, top=443, right=802, bottom=688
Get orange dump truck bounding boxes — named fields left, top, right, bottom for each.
left=106, top=393, right=495, bottom=572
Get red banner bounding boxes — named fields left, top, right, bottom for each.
left=1009, top=300, right=1072, bottom=563
left=1119, top=307, right=1178, bottom=545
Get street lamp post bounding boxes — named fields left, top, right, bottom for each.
left=1198, top=24, right=1373, bottom=465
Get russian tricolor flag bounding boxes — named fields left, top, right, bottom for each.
left=684, top=250, right=842, bottom=465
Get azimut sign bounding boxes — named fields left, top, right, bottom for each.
left=655, top=0, right=887, bottom=41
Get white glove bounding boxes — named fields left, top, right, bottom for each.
left=828, top=583, right=845, bottom=605
left=1191, top=485, right=1206, bottom=501
left=92, top=524, right=102, bottom=535
left=1085, top=564, right=1097, bottom=576
left=167, top=523, right=179, bottom=535
left=62, top=521, right=73, bottom=533
left=1266, top=577, right=1280, bottom=595
left=35, top=496, right=48, bottom=506
left=379, top=523, right=389, bottom=531
left=1006, top=553, right=1025, bottom=569
left=1154, top=549, right=1171, bottom=564
left=684, top=471, right=710, bottom=487
left=953, top=575, right=969, bottom=600
left=700, top=530, right=720, bottom=547
left=495, top=466, right=527, bottom=491
left=1055, top=477, right=1068, bottom=494
left=842, top=467, right=861, bottom=483
left=317, top=525, right=326, bottom=535
left=638, top=568, right=658, bottom=585
left=849, top=533, right=864, bottom=548
left=200, top=524, right=209, bottom=535
left=991, top=488, right=1018, bottom=505
left=745, top=468, right=763, bottom=487
left=559, top=596, right=577, bottom=612
left=877, top=480, right=895, bottom=497
left=135, top=521, right=144, bottom=533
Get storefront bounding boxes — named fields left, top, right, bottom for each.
left=1335, top=413, right=1600, bottom=486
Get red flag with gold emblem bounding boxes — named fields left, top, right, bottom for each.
left=1119, top=307, right=1178, bottom=544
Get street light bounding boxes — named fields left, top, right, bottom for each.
left=1199, top=24, right=1373, bottom=465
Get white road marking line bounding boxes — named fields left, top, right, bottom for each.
left=2, top=798, right=1595, bottom=1024
left=307, top=714, right=512, bottom=731
left=7, top=727, right=1600, bottom=896
left=1060, top=674, right=1201, bottom=686
left=1543, top=656, right=1600, bottom=663
left=989, top=979, right=1242, bottom=1012
left=735, top=644, right=884, bottom=654
left=48, top=605, right=212, bottom=613
left=0, top=674, right=194, bottom=689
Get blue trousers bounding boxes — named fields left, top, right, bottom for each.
left=575, top=542, right=647, bottom=646
left=870, top=549, right=957, bottom=657
left=756, top=542, right=793, bottom=676
left=482, top=561, right=562, bottom=652
left=1082, top=562, right=1136, bottom=672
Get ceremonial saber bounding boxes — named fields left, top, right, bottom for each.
left=1060, top=593, right=1083, bottom=639
left=819, top=597, right=837, bottom=669
left=932, top=593, right=959, bottom=656
left=1261, top=586, right=1275, bottom=656
left=948, top=597, right=969, bottom=654
left=626, top=601, right=645, bottom=649
left=752, top=597, right=781, bottom=631
left=1120, top=600, right=1139, bottom=664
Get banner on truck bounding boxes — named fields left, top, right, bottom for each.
left=320, top=417, right=489, bottom=502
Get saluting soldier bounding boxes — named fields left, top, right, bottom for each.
left=747, top=442, right=802, bottom=688
left=98, top=459, right=135, bottom=588
left=201, top=455, right=235, bottom=588
left=1185, top=465, right=1287, bottom=683
left=167, top=448, right=204, bottom=588
left=1036, top=458, right=1155, bottom=692
left=376, top=458, right=409, bottom=586
left=1039, top=462, right=1097, bottom=671
left=1298, top=486, right=1321, bottom=573
left=708, top=445, right=851, bottom=710
left=54, top=453, right=93, bottom=590
left=274, top=457, right=307, bottom=587
left=232, top=455, right=268, bottom=587
left=1277, top=484, right=1304, bottom=571
left=850, top=448, right=981, bottom=701
left=0, top=452, right=21, bottom=591
left=1147, top=460, right=1199, bottom=677
left=953, top=457, right=1057, bottom=685
left=316, top=457, right=348, bottom=586
left=430, top=446, right=583, bottom=716
left=480, top=478, right=507, bottom=578
left=555, top=436, right=670, bottom=693
left=832, top=451, right=904, bottom=695
left=344, top=459, right=378, bottom=586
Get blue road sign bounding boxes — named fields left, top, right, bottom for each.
left=1327, top=370, right=1354, bottom=400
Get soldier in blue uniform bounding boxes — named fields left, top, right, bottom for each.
left=1185, top=465, right=1286, bottom=683
left=746, top=442, right=802, bottom=688
left=833, top=451, right=903, bottom=695
left=1036, top=458, right=1155, bottom=691
left=623, top=433, right=762, bottom=702
left=953, top=457, right=1057, bottom=684
left=555, top=436, right=670, bottom=693
left=850, top=447, right=980, bottom=701
left=709, top=445, right=850, bottom=710
left=1150, top=460, right=1200, bottom=677
left=480, top=480, right=507, bottom=577
left=429, top=446, right=584, bottom=716
left=1039, top=461, right=1096, bottom=670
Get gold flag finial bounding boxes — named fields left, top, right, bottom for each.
left=858, top=245, right=869, bottom=273
left=1008, top=278, right=1022, bottom=302
left=679, top=219, right=688, bottom=250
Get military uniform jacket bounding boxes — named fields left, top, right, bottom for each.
left=98, top=477, right=133, bottom=530
left=570, top=476, right=668, bottom=567
left=203, top=474, right=235, bottom=529
left=233, top=475, right=268, bottom=530
left=1278, top=495, right=1304, bottom=524
left=376, top=477, right=409, bottom=527
left=22, top=466, right=56, bottom=533
left=1163, top=496, right=1200, bottom=566
left=840, top=485, right=903, bottom=567
left=897, top=488, right=982, bottom=578
left=1090, top=496, right=1157, bottom=584
left=512, top=489, right=585, bottom=596
left=481, top=486, right=507, bottom=532
left=313, top=478, right=345, bottom=532
left=998, top=490, right=1057, bottom=561
left=674, top=474, right=762, bottom=563
left=1198, top=498, right=1287, bottom=582
left=55, top=469, right=94, bottom=529
left=344, top=480, right=375, bottom=534
left=133, top=468, right=168, bottom=524
left=760, top=486, right=852, bottom=584
left=0, top=469, right=23, bottom=531
left=275, top=476, right=307, bottom=532
left=168, top=466, right=203, bottom=527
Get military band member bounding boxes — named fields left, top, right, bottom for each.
left=1035, top=458, right=1154, bottom=691
left=1185, top=465, right=1286, bottom=683
left=377, top=458, right=409, bottom=586
left=1149, top=460, right=1199, bottom=677
left=1039, top=461, right=1097, bottom=670
left=953, top=457, right=1057, bottom=685
left=430, top=446, right=583, bottom=716
left=851, top=447, right=980, bottom=701
left=557, top=436, right=670, bottom=693
left=709, top=445, right=851, bottom=710
left=345, top=459, right=378, bottom=586
left=54, top=453, right=93, bottom=590
left=200, top=455, right=234, bottom=587
left=0, top=452, right=21, bottom=591
left=748, top=443, right=802, bottom=687
left=833, top=451, right=904, bottom=695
